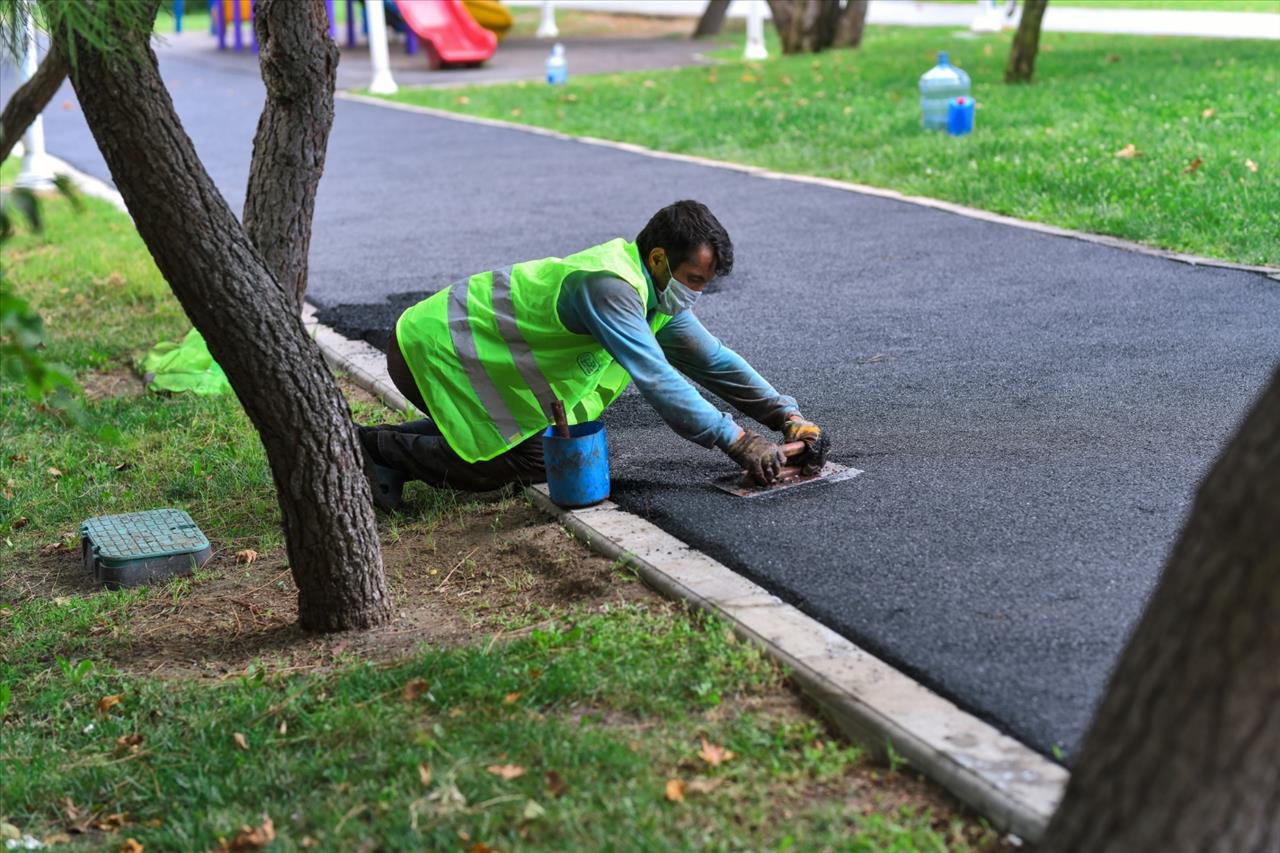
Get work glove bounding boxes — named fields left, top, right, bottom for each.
left=782, top=415, right=827, bottom=475
left=726, top=430, right=786, bottom=486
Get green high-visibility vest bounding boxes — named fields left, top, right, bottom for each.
left=395, top=238, right=673, bottom=463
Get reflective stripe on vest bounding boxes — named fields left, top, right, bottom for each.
left=396, top=239, right=672, bottom=462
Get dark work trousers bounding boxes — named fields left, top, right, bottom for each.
left=358, top=325, right=546, bottom=491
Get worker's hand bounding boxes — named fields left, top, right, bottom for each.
left=782, top=415, right=822, bottom=446
left=783, top=415, right=827, bottom=475
left=726, top=429, right=786, bottom=486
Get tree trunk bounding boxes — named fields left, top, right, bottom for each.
left=53, top=0, right=392, bottom=632
left=0, top=41, right=67, bottom=164
left=692, top=0, right=730, bottom=38
left=832, top=0, right=868, bottom=49
left=243, top=0, right=337, bottom=312
left=1042, top=365, right=1280, bottom=852
left=1005, top=0, right=1049, bottom=83
left=768, top=0, right=862, bottom=54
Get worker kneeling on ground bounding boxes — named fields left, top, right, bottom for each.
left=358, top=200, right=825, bottom=510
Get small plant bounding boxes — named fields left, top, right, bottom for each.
left=885, top=738, right=908, bottom=774
left=55, top=656, right=94, bottom=686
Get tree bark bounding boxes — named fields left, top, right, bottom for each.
left=692, top=0, right=730, bottom=38
left=1042, top=365, right=1280, bottom=852
left=243, top=0, right=337, bottom=312
left=1005, top=0, right=1049, bottom=83
left=767, top=0, right=864, bottom=54
left=53, top=0, right=392, bottom=632
left=832, top=0, right=868, bottom=49
left=0, top=41, right=67, bottom=164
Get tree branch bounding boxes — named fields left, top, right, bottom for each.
left=0, top=41, right=67, bottom=164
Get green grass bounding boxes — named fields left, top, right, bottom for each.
left=2, top=181, right=999, bottom=850
left=381, top=25, right=1280, bottom=266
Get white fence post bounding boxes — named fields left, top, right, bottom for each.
left=971, top=0, right=1004, bottom=32
left=744, top=0, right=768, bottom=61
left=536, top=1, right=559, bottom=38
left=16, top=7, right=56, bottom=190
left=365, top=0, right=398, bottom=95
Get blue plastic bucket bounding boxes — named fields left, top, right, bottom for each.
left=543, top=421, right=610, bottom=508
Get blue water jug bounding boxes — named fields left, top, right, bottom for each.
left=919, top=52, right=970, bottom=130
left=546, top=43, right=567, bottom=85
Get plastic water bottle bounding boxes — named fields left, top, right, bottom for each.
left=919, top=52, right=970, bottom=130
left=546, top=43, right=567, bottom=86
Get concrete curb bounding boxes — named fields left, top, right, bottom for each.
left=336, top=91, right=1280, bottom=282
left=44, top=152, right=1068, bottom=842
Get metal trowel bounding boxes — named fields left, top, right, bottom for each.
left=712, top=438, right=862, bottom=498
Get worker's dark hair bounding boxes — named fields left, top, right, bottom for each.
left=636, top=200, right=734, bottom=278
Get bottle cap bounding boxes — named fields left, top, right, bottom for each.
left=938, top=51, right=949, bottom=65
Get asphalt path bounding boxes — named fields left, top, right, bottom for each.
left=21, top=39, right=1280, bottom=760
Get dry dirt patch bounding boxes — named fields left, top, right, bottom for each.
left=5, top=497, right=659, bottom=679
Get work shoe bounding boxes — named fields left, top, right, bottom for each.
left=358, top=428, right=406, bottom=513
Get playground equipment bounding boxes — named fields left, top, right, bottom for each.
left=390, top=0, right=497, bottom=67
left=204, top=0, right=499, bottom=68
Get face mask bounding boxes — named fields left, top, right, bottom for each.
left=657, top=258, right=701, bottom=316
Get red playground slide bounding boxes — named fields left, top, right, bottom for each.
left=395, top=0, right=497, bottom=68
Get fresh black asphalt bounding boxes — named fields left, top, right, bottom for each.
left=21, top=37, right=1280, bottom=760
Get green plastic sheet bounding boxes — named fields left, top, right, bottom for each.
left=139, top=329, right=230, bottom=396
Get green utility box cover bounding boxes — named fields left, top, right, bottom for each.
left=81, top=509, right=212, bottom=589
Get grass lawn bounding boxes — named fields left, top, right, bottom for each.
left=1, top=175, right=1009, bottom=849
left=379, top=25, right=1279, bottom=266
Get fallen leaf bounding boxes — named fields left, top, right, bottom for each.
left=528, top=668, right=542, bottom=681
left=48, top=467, right=63, bottom=478
left=545, top=771, right=568, bottom=798
left=97, top=694, right=123, bottom=714
left=664, top=778, right=685, bottom=802
left=1202, top=107, right=1216, bottom=119
left=418, top=763, right=432, bottom=787
left=469, top=844, right=492, bottom=853
left=43, top=832, right=72, bottom=845
left=448, top=707, right=465, bottom=719
left=115, top=733, right=144, bottom=754
left=487, top=764, right=526, bottom=781
left=1106, top=53, right=1121, bottom=63
left=120, top=840, right=143, bottom=853
left=114, top=461, right=131, bottom=472
left=222, top=817, right=274, bottom=851
left=642, top=79, right=656, bottom=88
left=401, top=678, right=429, bottom=702
left=277, top=719, right=287, bottom=735
left=0, top=823, right=20, bottom=841
left=235, top=549, right=257, bottom=565
left=61, top=798, right=81, bottom=822
left=12, top=517, right=29, bottom=530
left=842, top=105, right=853, bottom=115
left=521, top=799, right=545, bottom=820
left=1245, top=159, right=1258, bottom=172
left=685, top=777, right=724, bottom=795
left=510, top=108, right=522, bottom=117
left=232, top=732, right=249, bottom=750
left=300, top=837, right=317, bottom=848
left=502, top=692, right=522, bottom=705
left=456, top=95, right=470, bottom=105
left=697, top=738, right=735, bottom=767
left=983, top=44, right=992, bottom=57
left=739, top=73, right=757, bottom=83
left=7, top=454, right=25, bottom=463
left=1184, top=156, right=1203, bottom=174
left=93, top=813, right=128, bottom=830
left=1114, top=143, right=1142, bottom=159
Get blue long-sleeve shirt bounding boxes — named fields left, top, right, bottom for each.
left=556, top=268, right=798, bottom=450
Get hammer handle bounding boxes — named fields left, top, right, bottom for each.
left=552, top=400, right=571, bottom=438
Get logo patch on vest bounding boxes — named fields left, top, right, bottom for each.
left=576, top=352, right=603, bottom=377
